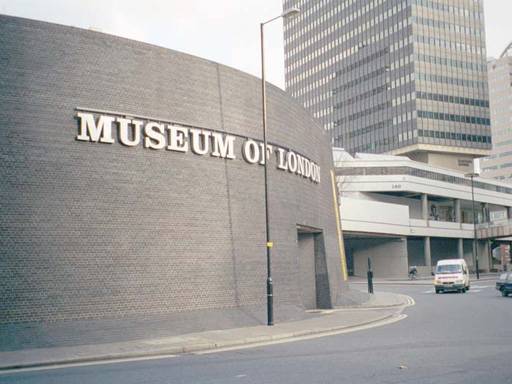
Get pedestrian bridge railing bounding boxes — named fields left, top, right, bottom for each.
left=477, top=219, right=512, bottom=239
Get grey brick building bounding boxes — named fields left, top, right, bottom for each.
left=283, top=0, right=491, bottom=171
left=0, top=15, right=348, bottom=326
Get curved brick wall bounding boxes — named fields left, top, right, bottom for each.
left=0, top=15, right=347, bottom=323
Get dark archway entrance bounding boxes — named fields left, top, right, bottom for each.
left=296, top=225, right=331, bottom=310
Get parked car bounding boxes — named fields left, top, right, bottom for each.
left=434, top=259, right=470, bottom=294
left=496, top=272, right=512, bottom=297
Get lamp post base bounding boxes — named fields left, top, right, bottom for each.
left=267, top=277, right=273, bottom=326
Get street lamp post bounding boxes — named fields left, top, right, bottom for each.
left=465, top=172, right=480, bottom=280
left=260, top=7, right=299, bottom=326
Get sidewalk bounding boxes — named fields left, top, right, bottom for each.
left=0, top=292, right=412, bottom=371
left=349, top=273, right=497, bottom=286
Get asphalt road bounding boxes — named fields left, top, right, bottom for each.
left=2, top=281, right=511, bottom=384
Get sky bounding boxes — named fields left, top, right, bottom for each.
left=0, top=0, right=511, bottom=89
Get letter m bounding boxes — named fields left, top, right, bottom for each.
left=76, top=112, right=115, bottom=143
left=211, top=132, right=235, bottom=159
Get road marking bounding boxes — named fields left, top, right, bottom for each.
left=0, top=353, right=178, bottom=375
left=424, top=290, right=434, bottom=293
left=0, top=295, right=414, bottom=374
left=471, top=285, right=491, bottom=289
left=469, top=289, right=481, bottom=293
left=194, top=314, right=408, bottom=355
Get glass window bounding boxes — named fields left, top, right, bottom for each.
left=499, top=273, right=509, bottom=281
left=436, top=264, right=462, bottom=274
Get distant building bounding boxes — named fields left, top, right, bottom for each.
left=283, top=0, right=491, bottom=172
left=481, top=43, right=512, bottom=181
left=334, top=148, right=512, bottom=278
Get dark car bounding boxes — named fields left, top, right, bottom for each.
left=496, top=272, right=512, bottom=297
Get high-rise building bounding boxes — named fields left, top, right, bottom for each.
left=481, top=43, right=512, bottom=181
left=283, top=0, right=491, bottom=171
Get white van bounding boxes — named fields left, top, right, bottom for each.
left=434, top=259, right=470, bottom=294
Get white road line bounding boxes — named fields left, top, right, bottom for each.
left=424, top=290, right=434, bottom=293
left=194, top=314, right=408, bottom=355
left=0, top=353, right=178, bottom=375
left=0, top=296, right=415, bottom=374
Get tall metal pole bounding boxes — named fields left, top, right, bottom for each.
left=470, top=175, right=480, bottom=279
left=259, top=7, right=299, bottom=327
left=260, top=22, right=273, bottom=326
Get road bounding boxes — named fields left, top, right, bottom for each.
left=1, top=282, right=511, bottom=384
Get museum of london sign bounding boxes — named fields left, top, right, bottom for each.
left=76, top=110, right=321, bottom=184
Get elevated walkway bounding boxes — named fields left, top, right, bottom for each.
left=478, top=220, right=512, bottom=239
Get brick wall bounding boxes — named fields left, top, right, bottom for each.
left=0, top=15, right=347, bottom=323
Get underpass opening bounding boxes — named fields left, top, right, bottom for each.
left=407, top=237, right=426, bottom=267
left=344, top=236, right=408, bottom=278
left=431, top=238, right=459, bottom=265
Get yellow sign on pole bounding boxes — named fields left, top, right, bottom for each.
left=267, top=242, right=273, bottom=248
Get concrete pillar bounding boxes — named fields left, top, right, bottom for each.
left=477, top=240, right=490, bottom=273
left=458, top=238, right=464, bottom=259
left=508, top=207, right=512, bottom=220
left=422, top=194, right=428, bottom=221
left=482, top=203, right=489, bottom=223
left=488, top=241, right=493, bottom=273
left=509, top=242, right=512, bottom=271
left=424, top=236, right=432, bottom=270
left=454, top=199, right=461, bottom=223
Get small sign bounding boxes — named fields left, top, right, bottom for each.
left=267, top=242, right=273, bottom=248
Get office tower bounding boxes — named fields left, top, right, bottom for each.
left=283, top=0, right=491, bottom=170
left=481, top=44, right=512, bottom=180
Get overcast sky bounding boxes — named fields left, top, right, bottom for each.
left=1, top=0, right=510, bottom=89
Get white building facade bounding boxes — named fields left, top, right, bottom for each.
left=481, top=43, right=512, bottom=181
left=334, top=148, right=512, bottom=278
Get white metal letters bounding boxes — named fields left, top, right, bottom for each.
left=75, top=110, right=321, bottom=183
